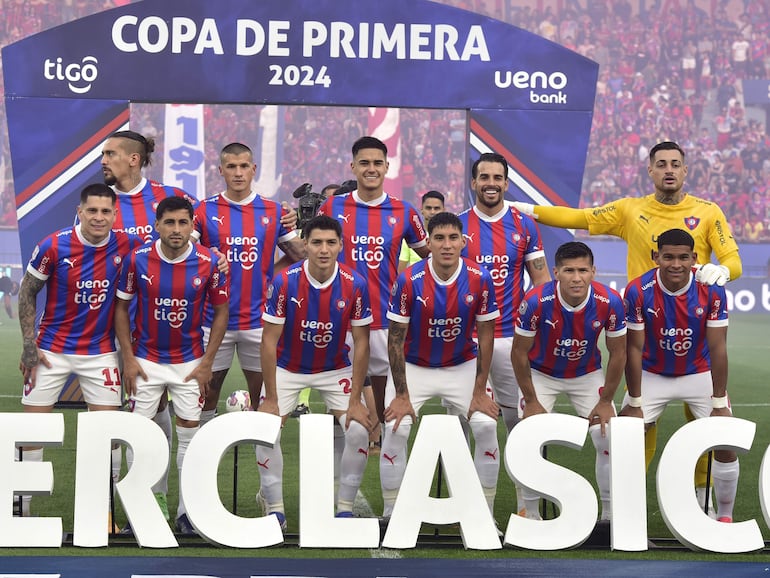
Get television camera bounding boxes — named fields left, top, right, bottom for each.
left=293, top=180, right=357, bottom=233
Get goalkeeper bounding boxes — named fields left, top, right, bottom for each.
left=511, top=140, right=741, bottom=513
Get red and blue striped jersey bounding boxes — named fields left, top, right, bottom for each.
left=27, top=227, right=142, bottom=355
left=387, top=257, right=499, bottom=368
left=116, top=240, right=229, bottom=364
left=459, top=205, right=545, bottom=337
left=514, top=281, right=627, bottom=378
left=263, top=261, right=372, bottom=374
left=193, top=191, right=296, bottom=330
left=624, top=268, right=728, bottom=376
left=318, top=192, right=427, bottom=330
left=112, top=179, right=196, bottom=241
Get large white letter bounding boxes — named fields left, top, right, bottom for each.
left=657, top=416, right=762, bottom=552
left=0, top=412, right=64, bottom=547
left=299, top=414, right=379, bottom=547
left=181, top=411, right=283, bottom=547
left=74, top=411, right=174, bottom=548
left=504, top=413, right=597, bottom=550
left=609, top=416, right=648, bottom=551
left=382, top=414, right=501, bottom=550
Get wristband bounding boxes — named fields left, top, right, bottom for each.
left=712, top=396, right=728, bottom=409
left=627, top=396, right=642, bottom=408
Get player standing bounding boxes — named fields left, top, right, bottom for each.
left=511, top=242, right=626, bottom=521
left=381, top=212, right=501, bottom=524
left=620, top=228, right=739, bottom=523
left=17, top=184, right=143, bottom=516
left=317, top=136, right=429, bottom=443
left=192, top=142, right=305, bottom=422
left=256, top=215, right=373, bottom=528
left=115, top=196, right=229, bottom=535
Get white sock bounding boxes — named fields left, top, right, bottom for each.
left=175, top=425, right=198, bottom=518
left=712, top=459, right=740, bottom=520
left=337, top=416, right=369, bottom=513
left=152, top=406, right=172, bottom=495
left=469, top=413, right=500, bottom=513
left=256, top=430, right=284, bottom=513
left=589, top=425, right=611, bottom=520
left=695, top=485, right=715, bottom=517
left=333, top=420, right=345, bottom=504
left=379, top=419, right=411, bottom=517
left=500, top=405, right=520, bottom=434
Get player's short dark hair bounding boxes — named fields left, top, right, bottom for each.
left=80, top=183, right=116, bottom=205
left=352, top=136, right=387, bottom=157
left=428, top=211, right=463, bottom=235
left=321, top=183, right=341, bottom=196
left=471, top=152, right=508, bottom=179
left=422, top=190, right=445, bottom=206
left=657, top=228, right=694, bottom=250
left=156, top=196, right=194, bottom=221
left=109, top=130, right=155, bottom=167
left=303, top=214, right=342, bottom=240
left=649, top=141, right=686, bottom=163
left=220, top=142, right=253, bottom=163
left=555, top=241, right=594, bottom=267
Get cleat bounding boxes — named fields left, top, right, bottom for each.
left=494, top=520, right=504, bottom=538
left=176, top=513, right=197, bottom=536
left=717, top=516, right=733, bottom=523
left=271, top=511, right=288, bottom=532
left=336, top=511, right=354, bottom=518
left=290, top=403, right=311, bottom=418
left=154, top=492, right=170, bottom=521
left=119, top=522, right=134, bottom=536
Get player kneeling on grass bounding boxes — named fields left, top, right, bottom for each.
left=381, top=212, right=501, bottom=524
left=511, top=241, right=627, bottom=522
left=257, top=215, right=374, bottom=529
left=620, top=228, right=739, bottom=523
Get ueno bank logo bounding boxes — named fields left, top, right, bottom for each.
left=43, top=56, right=99, bottom=94
left=493, top=69, right=568, bottom=104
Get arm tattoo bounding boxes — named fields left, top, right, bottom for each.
left=19, top=273, right=45, bottom=367
left=530, top=256, right=547, bottom=270
left=388, top=323, right=408, bottom=395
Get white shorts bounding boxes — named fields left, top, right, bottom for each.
left=624, top=370, right=731, bottom=425
left=347, top=328, right=389, bottom=377
left=519, top=368, right=611, bottom=419
left=128, top=358, right=204, bottom=421
left=275, top=365, right=353, bottom=416
left=203, top=327, right=262, bottom=373
left=21, top=350, right=122, bottom=408
left=385, top=358, right=483, bottom=417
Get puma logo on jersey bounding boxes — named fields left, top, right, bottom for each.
left=647, top=307, right=660, bottom=318
left=463, top=233, right=475, bottom=243
left=545, top=319, right=558, bottom=329
left=337, top=214, right=350, bottom=223
left=218, top=289, right=228, bottom=297
left=212, top=215, right=224, bottom=225
left=62, top=258, right=77, bottom=268
left=290, top=297, right=304, bottom=308
left=638, top=214, right=650, bottom=224
left=141, top=274, right=154, bottom=286
left=416, top=296, right=429, bottom=306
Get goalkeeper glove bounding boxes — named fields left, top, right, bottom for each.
left=509, top=201, right=537, bottom=219
left=694, top=263, right=730, bottom=286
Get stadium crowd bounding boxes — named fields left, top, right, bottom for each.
left=2, top=0, right=770, bottom=241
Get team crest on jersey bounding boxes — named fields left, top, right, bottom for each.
left=266, top=284, right=274, bottom=300
left=262, top=216, right=270, bottom=225
left=518, top=301, right=528, bottom=315
left=336, top=299, right=346, bottom=310
left=390, top=282, right=398, bottom=296
left=683, top=216, right=700, bottom=230
left=192, top=276, right=202, bottom=287
left=695, top=306, right=704, bottom=317
left=113, top=255, right=122, bottom=266
left=388, top=216, right=397, bottom=226
left=511, top=233, right=521, bottom=243
left=592, top=320, right=602, bottom=329
left=152, top=202, right=159, bottom=210
left=464, top=293, right=474, bottom=305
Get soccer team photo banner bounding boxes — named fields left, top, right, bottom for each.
left=2, top=0, right=597, bottom=263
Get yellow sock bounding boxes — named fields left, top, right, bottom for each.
left=298, top=387, right=311, bottom=406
